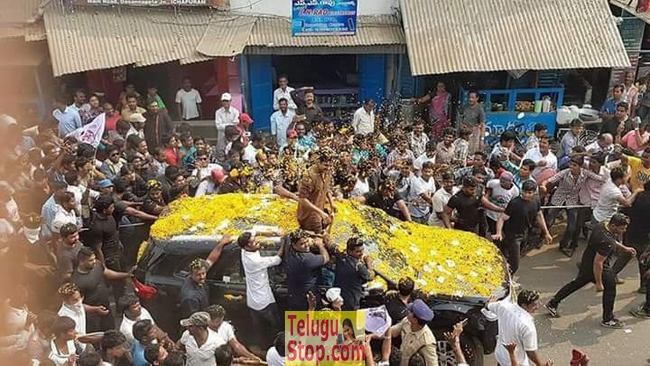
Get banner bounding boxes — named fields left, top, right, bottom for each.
left=66, top=113, right=106, bottom=148
left=292, top=0, right=358, bottom=36
left=71, top=0, right=229, bottom=8
left=286, top=311, right=366, bottom=366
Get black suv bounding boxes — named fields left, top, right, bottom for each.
left=135, top=235, right=508, bottom=366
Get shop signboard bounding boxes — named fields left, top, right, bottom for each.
left=71, top=0, right=229, bottom=8
left=292, top=0, right=358, bottom=36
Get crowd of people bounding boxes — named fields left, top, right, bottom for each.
left=0, top=73, right=649, bottom=366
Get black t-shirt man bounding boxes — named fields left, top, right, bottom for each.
left=503, top=196, right=540, bottom=235
left=333, top=252, right=372, bottom=311
left=179, top=276, right=209, bottom=319
left=72, top=263, right=111, bottom=308
left=363, top=190, right=405, bottom=218
left=624, top=191, right=650, bottom=243
left=286, top=247, right=326, bottom=310
left=86, top=213, right=122, bottom=264
left=447, top=186, right=484, bottom=232
left=579, top=222, right=618, bottom=276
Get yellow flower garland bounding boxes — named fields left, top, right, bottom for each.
left=150, top=194, right=507, bottom=297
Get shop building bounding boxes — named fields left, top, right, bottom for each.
left=397, top=0, right=630, bottom=139
left=38, top=0, right=404, bottom=137
left=0, top=0, right=52, bottom=125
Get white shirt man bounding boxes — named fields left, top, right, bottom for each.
left=270, top=108, right=295, bottom=147
left=266, top=346, right=285, bottom=366
left=58, top=302, right=87, bottom=351
left=413, top=151, right=436, bottom=171
left=241, top=245, right=282, bottom=311
left=119, top=307, right=154, bottom=342
left=175, top=87, right=203, bottom=120
left=485, top=178, right=520, bottom=222
left=352, top=103, right=375, bottom=135
left=180, top=327, right=223, bottom=366
left=407, top=174, right=436, bottom=222
left=428, top=186, right=459, bottom=227
left=273, top=86, right=297, bottom=112
left=592, top=181, right=630, bottom=223
left=521, top=148, right=558, bottom=179
left=488, top=297, right=538, bottom=366
left=214, top=101, right=240, bottom=131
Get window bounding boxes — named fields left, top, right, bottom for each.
left=208, top=245, right=245, bottom=284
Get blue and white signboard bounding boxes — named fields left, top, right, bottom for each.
left=292, top=0, right=358, bottom=36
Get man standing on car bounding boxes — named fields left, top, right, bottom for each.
left=486, top=289, right=546, bottom=366
left=296, top=149, right=334, bottom=234
left=333, top=237, right=375, bottom=311
left=179, top=235, right=233, bottom=319
left=545, top=213, right=637, bottom=328
left=238, top=231, right=284, bottom=348
left=287, top=230, right=330, bottom=311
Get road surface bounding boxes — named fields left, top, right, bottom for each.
left=484, top=242, right=649, bottom=365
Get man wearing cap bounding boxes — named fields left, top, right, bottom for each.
left=128, top=113, right=147, bottom=139
left=389, top=299, right=438, bottom=366
left=144, top=99, right=175, bottom=152
left=333, top=237, right=375, bottom=310
left=178, top=311, right=221, bottom=366
left=238, top=231, right=284, bottom=348
left=215, top=93, right=241, bottom=161
left=179, top=235, right=233, bottom=319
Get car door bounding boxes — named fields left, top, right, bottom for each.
left=206, top=245, right=249, bottom=331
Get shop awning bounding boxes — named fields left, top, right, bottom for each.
left=610, top=0, right=650, bottom=23
left=245, top=15, right=405, bottom=55
left=195, top=16, right=256, bottom=57
left=43, top=6, right=220, bottom=76
left=399, top=0, right=630, bottom=76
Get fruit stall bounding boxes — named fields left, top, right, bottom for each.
left=459, top=87, right=565, bottom=141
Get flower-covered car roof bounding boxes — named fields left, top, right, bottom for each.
left=150, top=194, right=508, bottom=298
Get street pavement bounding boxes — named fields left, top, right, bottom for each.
left=484, top=242, right=649, bottom=366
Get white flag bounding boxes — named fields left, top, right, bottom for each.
left=66, top=113, right=106, bottom=148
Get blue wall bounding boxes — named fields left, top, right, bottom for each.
left=247, top=55, right=274, bottom=132
left=247, top=54, right=391, bottom=131
left=359, top=54, right=386, bottom=104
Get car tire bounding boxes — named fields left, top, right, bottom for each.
left=433, top=329, right=484, bottom=366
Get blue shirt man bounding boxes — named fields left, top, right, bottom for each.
left=53, top=106, right=82, bottom=137
left=271, top=107, right=295, bottom=147
left=600, top=84, right=625, bottom=117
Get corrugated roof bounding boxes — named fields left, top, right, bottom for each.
left=195, top=15, right=256, bottom=57
left=44, top=5, right=216, bottom=76
left=611, top=0, right=650, bottom=23
left=245, top=14, right=405, bottom=54
left=400, top=0, right=630, bottom=75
